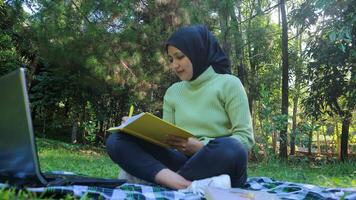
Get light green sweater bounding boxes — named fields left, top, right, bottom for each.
left=163, top=67, right=255, bottom=150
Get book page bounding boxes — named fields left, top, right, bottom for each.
left=118, top=113, right=144, bottom=128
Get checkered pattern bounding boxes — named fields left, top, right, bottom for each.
left=1, top=177, right=355, bottom=199
left=246, top=177, right=356, bottom=200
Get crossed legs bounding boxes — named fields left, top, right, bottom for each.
left=106, top=132, right=247, bottom=189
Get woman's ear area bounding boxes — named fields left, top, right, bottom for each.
left=165, top=44, right=171, bottom=54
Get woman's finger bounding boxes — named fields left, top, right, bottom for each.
left=166, top=138, right=186, bottom=146
left=166, top=135, right=188, bottom=142
left=166, top=140, right=183, bottom=148
left=121, top=116, right=129, bottom=124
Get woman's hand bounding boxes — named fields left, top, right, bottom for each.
left=121, top=116, right=129, bottom=125
left=166, top=136, right=204, bottom=156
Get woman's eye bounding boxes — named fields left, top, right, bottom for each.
left=168, top=57, right=173, bottom=63
left=176, top=55, right=185, bottom=60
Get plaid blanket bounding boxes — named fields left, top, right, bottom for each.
left=1, top=177, right=355, bottom=200
left=246, top=177, right=356, bottom=200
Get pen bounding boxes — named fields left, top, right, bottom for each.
left=128, top=105, right=134, bottom=118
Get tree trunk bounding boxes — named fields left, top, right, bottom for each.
left=308, top=130, right=312, bottom=155
left=290, top=95, right=297, bottom=155
left=272, top=132, right=277, bottom=154
left=332, top=132, right=336, bottom=155
left=279, top=0, right=289, bottom=159
left=317, top=130, right=320, bottom=155
left=327, top=124, right=336, bottom=154
left=27, top=55, right=41, bottom=91
left=322, top=126, right=328, bottom=155
left=247, top=1, right=255, bottom=116
left=290, top=29, right=302, bottom=155
left=230, top=0, right=245, bottom=84
left=42, top=113, right=46, bottom=135
left=247, top=39, right=255, bottom=116
left=97, top=120, right=105, bottom=144
left=340, top=112, right=351, bottom=161
left=336, top=121, right=340, bottom=158
left=218, top=1, right=231, bottom=57
left=71, top=121, right=78, bottom=143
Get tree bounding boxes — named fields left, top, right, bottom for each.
left=279, top=0, right=289, bottom=159
left=4, top=0, right=185, bottom=144
left=0, top=1, right=22, bottom=75
left=289, top=29, right=304, bottom=155
left=295, top=0, right=355, bottom=161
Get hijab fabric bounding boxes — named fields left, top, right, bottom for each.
left=166, top=25, right=231, bottom=80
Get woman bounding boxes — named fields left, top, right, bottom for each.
left=106, top=25, right=254, bottom=191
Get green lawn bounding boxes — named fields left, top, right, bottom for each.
left=248, top=161, right=356, bottom=188
left=36, top=138, right=119, bottom=179
left=1, top=138, right=355, bottom=198
left=37, top=138, right=355, bottom=188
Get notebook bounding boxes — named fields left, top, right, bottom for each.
left=108, top=112, right=194, bottom=148
left=0, top=68, right=126, bottom=188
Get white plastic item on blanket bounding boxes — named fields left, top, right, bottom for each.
left=180, top=174, right=231, bottom=195
left=118, top=169, right=150, bottom=184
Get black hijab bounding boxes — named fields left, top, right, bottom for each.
left=166, top=25, right=231, bottom=80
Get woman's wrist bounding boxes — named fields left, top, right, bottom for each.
left=188, top=138, right=204, bottom=155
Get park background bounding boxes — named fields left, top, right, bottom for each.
left=0, top=0, right=355, bottom=192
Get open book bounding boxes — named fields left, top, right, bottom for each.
left=107, top=112, right=194, bottom=148
left=205, top=187, right=279, bottom=200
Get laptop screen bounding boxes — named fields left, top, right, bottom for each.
left=0, top=68, right=46, bottom=184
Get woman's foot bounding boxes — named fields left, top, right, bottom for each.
left=154, top=168, right=191, bottom=189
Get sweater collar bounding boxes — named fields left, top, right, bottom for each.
left=184, top=66, right=215, bottom=89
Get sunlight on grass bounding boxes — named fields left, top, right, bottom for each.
left=248, top=160, right=356, bottom=188
left=37, top=138, right=119, bottom=178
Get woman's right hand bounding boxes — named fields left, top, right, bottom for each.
left=166, top=136, right=204, bottom=156
left=121, top=116, right=129, bottom=125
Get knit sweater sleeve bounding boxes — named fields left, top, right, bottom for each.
left=223, top=76, right=255, bottom=150
left=162, top=86, right=175, bottom=124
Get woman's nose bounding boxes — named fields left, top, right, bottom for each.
left=171, top=60, right=179, bottom=69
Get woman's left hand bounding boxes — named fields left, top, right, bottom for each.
left=166, top=136, right=204, bottom=156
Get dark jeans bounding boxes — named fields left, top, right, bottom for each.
left=106, top=132, right=248, bottom=187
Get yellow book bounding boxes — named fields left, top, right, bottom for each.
left=107, top=112, right=194, bottom=148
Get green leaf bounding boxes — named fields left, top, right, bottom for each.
left=328, top=31, right=336, bottom=42
left=345, top=31, right=352, bottom=40
left=351, top=50, right=356, bottom=58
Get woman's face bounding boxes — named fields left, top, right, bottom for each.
left=167, top=45, right=193, bottom=81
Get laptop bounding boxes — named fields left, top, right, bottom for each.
left=0, top=68, right=126, bottom=188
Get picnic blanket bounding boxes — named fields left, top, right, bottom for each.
left=1, top=177, right=355, bottom=200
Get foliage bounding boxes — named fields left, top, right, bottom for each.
left=289, top=0, right=355, bottom=119
left=0, top=1, right=21, bottom=75
left=290, top=0, right=355, bottom=161
left=0, top=0, right=354, bottom=161
left=0, top=32, right=21, bottom=75
left=2, top=0, right=184, bottom=144
left=256, top=85, right=285, bottom=158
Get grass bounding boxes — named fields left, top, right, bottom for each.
left=1, top=138, right=355, bottom=199
left=36, top=138, right=119, bottom=179
left=248, top=160, right=356, bottom=188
